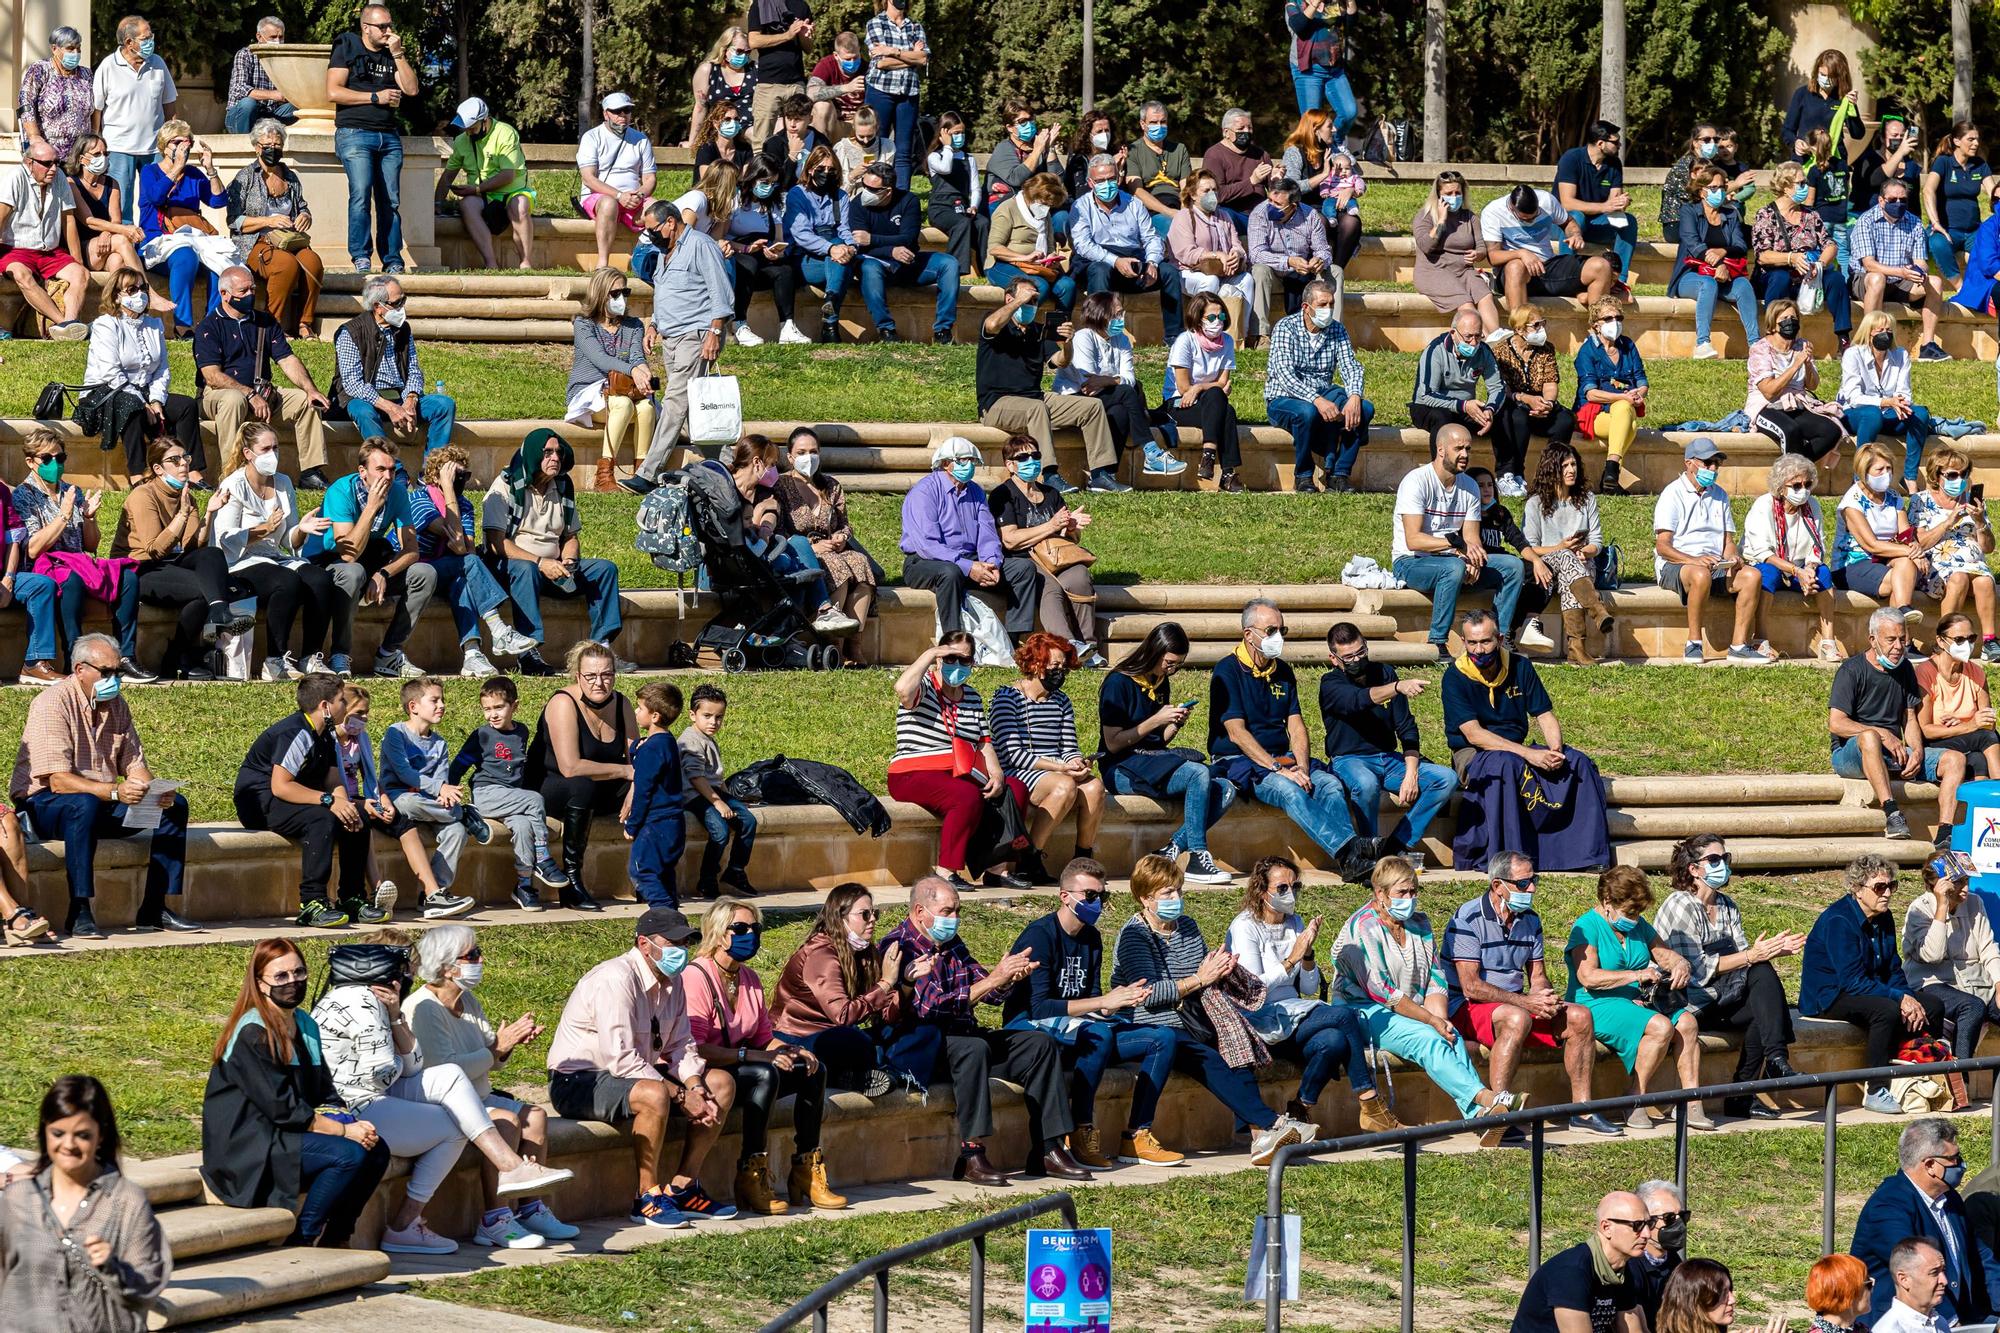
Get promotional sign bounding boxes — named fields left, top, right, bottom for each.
left=1025, top=1227, right=1112, bottom=1331
left=1950, top=784, right=2000, bottom=921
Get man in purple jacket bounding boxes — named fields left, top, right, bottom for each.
left=899, top=436, right=1039, bottom=637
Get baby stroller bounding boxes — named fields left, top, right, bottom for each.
left=644, top=459, right=844, bottom=673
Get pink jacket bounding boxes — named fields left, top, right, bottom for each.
left=1168, top=207, right=1246, bottom=271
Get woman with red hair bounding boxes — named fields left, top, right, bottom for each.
left=1806, top=1252, right=1871, bottom=1332
left=991, top=631, right=1105, bottom=883
left=199, top=938, right=391, bottom=1248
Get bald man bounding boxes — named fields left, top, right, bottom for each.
left=1510, top=1190, right=1650, bottom=1333
left=1875, top=1239, right=1952, bottom=1333
left=195, top=266, right=333, bottom=486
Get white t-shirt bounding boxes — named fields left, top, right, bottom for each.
left=1651, top=474, right=1735, bottom=576
left=674, top=188, right=711, bottom=233
left=0, top=167, right=74, bottom=251
left=1391, top=464, right=1482, bottom=562
left=1167, top=332, right=1236, bottom=391
left=576, top=123, right=655, bottom=201
left=1050, top=327, right=1136, bottom=394
left=1478, top=189, right=1568, bottom=259
left=91, top=53, right=176, bottom=156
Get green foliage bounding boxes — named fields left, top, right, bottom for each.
left=1849, top=0, right=2000, bottom=138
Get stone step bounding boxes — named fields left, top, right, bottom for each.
left=125, top=1155, right=205, bottom=1209
left=148, top=1246, right=391, bottom=1330
left=1103, top=610, right=1400, bottom=641
left=159, top=1202, right=297, bottom=1261
left=1616, top=834, right=1935, bottom=870
left=1606, top=802, right=1900, bottom=839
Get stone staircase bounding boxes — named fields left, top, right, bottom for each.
left=124, top=1155, right=391, bottom=1328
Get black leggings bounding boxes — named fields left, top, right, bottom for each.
left=1328, top=211, right=1362, bottom=269
left=137, top=547, right=235, bottom=677
left=1696, top=960, right=1796, bottom=1082
left=732, top=1059, right=827, bottom=1162
left=1167, top=387, right=1241, bottom=466
left=230, top=561, right=336, bottom=661
left=1753, top=408, right=1844, bottom=462
left=116, top=393, right=203, bottom=478
left=1492, top=401, right=1578, bottom=479
left=537, top=772, right=631, bottom=880
left=733, top=249, right=798, bottom=324
left=1094, top=383, right=1155, bottom=454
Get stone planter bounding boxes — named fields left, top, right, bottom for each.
left=256, top=43, right=335, bottom=133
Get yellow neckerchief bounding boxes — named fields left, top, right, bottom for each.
left=1454, top=646, right=1511, bottom=706
left=1233, top=640, right=1279, bottom=680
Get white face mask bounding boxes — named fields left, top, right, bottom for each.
left=382, top=307, right=407, bottom=330
left=1866, top=470, right=1893, bottom=495
left=253, top=450, right=280, bottom=478
left=85, top=155, right=108, bottom=175
left=607, top=294, right=627, bottom=316
left=1026, top=201, right=1051, bottom=223
left=1784, top=485, right=1810, bottom=505
left=1091, top=131, right=1110, bottom=150
left=1257, top=630, right=1285, bottom=659
left=1949, top=640, right=1977, bottom=662
left=1598, top=320, right=1622, bottom=341
left=1524, top=328, right=1547, bottom=347
left=456, top=962, right=484, bottom=987
left=119, top=291, right=148, bottom=315
left=794, top=452, right=820, bottom=478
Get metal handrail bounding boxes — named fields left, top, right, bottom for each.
left=759, top=1190, right=1080, bottom=1333
left=1260, top=1055, right=2000, bottom=1333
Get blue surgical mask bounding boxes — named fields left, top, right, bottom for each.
left=1016, top=458, right=1043, bottom=481
left=1507, top=891, right=1535, bottom=913
left=163, top=475, right=186, bottom=492
left=1945, top=1161, right=1969, bottom=1189
left=951, top=132, right=966, bottom=149
left=61, top=51, right=81, bottom=71
left=727, top=930, right=761, bottom=961
left=1387, top=897, right=1416, bottom=922
left=839, top=57, right=860, bottom=74
left=1946, top=477, right=1968, bottom=498
left=1440, top=194, right=1464, bottom=211
left=727, top=51, right=749, bottom=69
left=1885, top=199, right=1907, bottom=219
left=137, top=37, right=156, bottom=57
left=941, top=661, right=973, bottom=687
left=1146, top=123, right=1168, bottom=143
left=927, top=915, right=959, bottom=944
left=1702, top=862, right=1732, bottom=889
left=1107, top=316, right=1126, bottom=338
left=753, top=181, right=774, bottom=200
left=1695, top=467, right=1718, bottom=489
left=92, top=673, right=121, bottom=703
left=1073, top=896, right=1105, bottom=925
left=1704, top=188, right=1726, bottom=208
left=1153, top=895, right=1184, bottom=921
left=654, top=944, right=689, bottom=976
left=1455, top=340, right=1477, bottom=360
left=1791, top=185, right=1810, bottom=204
left=1698, top=142, right=1720, bottom=160
left=949, top=459, right=977, bottom=485
left=1877, top=652, right=1902, bottom=670
left=1013, top=304, right=1036, bottom=327
left=1093, top=179, right=1119, bottom=203
left=720, top=120, right=742, bottom=138
left=1611, top=915, right=1635, bottom=933
left=1017, top=120, right=1038, bottom=142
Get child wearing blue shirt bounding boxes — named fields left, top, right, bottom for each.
left=626, top=682, right=687, bottom=909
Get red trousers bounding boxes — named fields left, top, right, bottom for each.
left=887, top=768, right=1020, bottom=873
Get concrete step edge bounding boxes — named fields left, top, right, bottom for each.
left=148, top=1246, right=392, bottom=1330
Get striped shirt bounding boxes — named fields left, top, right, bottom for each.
left=1333, top=903, right=1448, bottom=1007
left=893, top=676, right=988, bottom=762
left=990, top=685, right=1081, bottom=786
left=862, top=14, right=926, bottom=96
left=1109, top=915, right=1210, bottom=1031
left=332, top=324, right=424, bottom=404
left=1264, top=310, right=1365, bottom=405
left=407, top=484, right=473, bottom=561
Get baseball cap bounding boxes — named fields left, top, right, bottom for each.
left=1682, top=436, right=1725, bottom=462
left=602, top=91, right=635, bottom=111
left=452, top=97, right=489, bottom=130
left=635, top=907, right=697, bottom=943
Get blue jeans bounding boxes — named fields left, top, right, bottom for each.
left=424, top=553, right=510, bottom=643
left=1929, top=227, right=1978, bottom=281
left=1291, top=67, right=1357, bottom=133
left=334, top=127, right=404, bottom=269
left=1756, top=264, right=1852, bottom=335
left=1174, top=1035, right=1276, bottom=1129
left=1682, top=272, right=1759, bottom=345
left=798, top=255, right=855, bottom=312
left=106, top=152, right=151, bottom=224
left=1081, top=245, right=1184, bottom=341
left=1844, top=404, right=1937, bottom=484
left=1280, top=1001, right=1374, bottom=1104
left=503, top=556, right=623, bottom=645
left=1108, top=758, right=1236, bottom=853
left=25, top=790, right=188, bottom=903
left=1832, top=221, right=1852, bottom=273
left=862, top=88, right=921, bottom=191
left=294, top=1131, right=391, bottom=1245
left=1576, top=216, right=1635, bottom=283
left=986, top=260, right=1077, bottom=314
left=1249, top=766, right=1359, bottom=863
left=162, top=246, right=219, bottom=328
left=694, top=795, right=757, bottom=886
left=1326, top=751, right=1458, bottom=851
left=859, top=251, right=959, bottom=338
left=1832, top=734, right=1948, bottom=783
left=1267, top=390, right=1373, bottom=482
left=1392, top=551, right=1526, bottom=645
left=345, top=393, right=456, bottom=455
left=53, top=568, right=140, bottom=658
left=1065, top=1020, right=1177, bottom=1129
left=10, top=572, right=60, bottom=665
left=226, top=96, right=298, bottom=134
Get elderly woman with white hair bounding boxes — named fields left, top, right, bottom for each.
left=900, top=435, right=1041, bottom=643
left=1740, top=452, right=1843, bottom=662
left=406, top=924, right=581, bottom=1248
left=226, top=118, right=322, bottom=340
left=137, top=120, right=240, bottom=330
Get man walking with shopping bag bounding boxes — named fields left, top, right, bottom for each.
left=621, top=199, right=734, bottom=496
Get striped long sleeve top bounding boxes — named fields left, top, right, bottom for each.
left=989, top=685, right=1082, bottom=783
left=1109, top=915, right=1208, bottom=1030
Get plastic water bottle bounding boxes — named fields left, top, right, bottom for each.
left=433, top=379, right=445, bottom=398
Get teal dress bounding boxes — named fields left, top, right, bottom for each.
left=1564, top=908, right=1686, bottom=1071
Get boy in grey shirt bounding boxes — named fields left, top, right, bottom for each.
left=450, top=675, right=575, bottom=912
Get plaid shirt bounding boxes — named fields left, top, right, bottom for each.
left=1264, top=310, right=1365, bottom=404
left=226, top=44, right=278, bottom=107
left=862, top=14, right=925, bottom=97
left=1848, top=203, right=1928, bottom=279
left=884, top=918, right=1009, bottom=1029
left=1653, top=888, right=1750, bottom=1010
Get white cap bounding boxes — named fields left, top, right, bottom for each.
left=602, top=91, right=635, bottom=111
left=931, top=436, right=981, bottom=468
left=453, top=97, right=489, bottom=128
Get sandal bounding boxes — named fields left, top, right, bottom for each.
left=5, top=907, right=49, bottom=945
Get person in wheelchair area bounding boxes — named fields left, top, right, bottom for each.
left=701, top=434, right=860, bottom=637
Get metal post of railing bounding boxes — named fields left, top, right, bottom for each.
left=970, top=1234, right=985, bottom=1333
left=1673, top=1099, right=1689, bottom=1201
left=873, top=1271, right=889, bottom=1333
left=1265, top=1143, right=1288, bottom=1333
left=1823, top=1085, right=1839, bottom=1257
left=1528, top=1118, right=1545, bottom=1275
left=1401, top=1140, right=1418, bottom=1333
left=814, top=1311, right=828, bottom=1333
left=1992, top=1093, right=1999, bottom=1171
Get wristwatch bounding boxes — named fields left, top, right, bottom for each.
left=321, top=791, right=335, bottom=807
left=736, top=1045, right=748, bottom=1064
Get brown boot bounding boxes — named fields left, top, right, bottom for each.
left=1562, top=608, right=1597, bottom=665
left=1357, top=1092, right=1405, bottom=1134
left=787, top=1147, right=848, bottom=1210
left=1568, top=576, right=1614, bottom=636
left=735, top=1152, right=787, bottom=1215
left=593, top=457, right=618, bottom=493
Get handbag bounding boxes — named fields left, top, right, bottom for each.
left=1142, top=926, right=1217, bottom=1046
left=33, top=383, right=79, bottom=421
left=606, top=370, right=641, bottom=400
left=327, top=942, right=411, bottom=988
left=1030, top=536, right=1096, bottom=577
left=1111, top=745, right=1207, bottom=796
left=259, top=229, right=311, bottom=254
left=942, top=697, right=988, bottom=785
left=159, top=205, right=218, bottom=236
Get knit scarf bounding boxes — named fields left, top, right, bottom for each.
left=500, top=429, right=578, bottom=535
left=1454, top=647, right=1511, bottom=707
left=1586, top=1232, right=1626, bottom=1288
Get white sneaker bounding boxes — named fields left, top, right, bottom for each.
left=474, top=1209, right=546, bottom=1249
left=812, top=605, right=861, bottom=634
left=1497, top=473, right=1527, bottom=498
left=778, top=319, right=812, bottom=345
left=260, top=655, right=295, bottom=683
left=381, top=1219, right=459, bottom=1255
left=1484, top=327, right=1512, bottom=346
left=1248, top=1118, right=1307, bottom=1167
left=732, top=321, right=765, bottom=347
left=372, top=649, right=426, bottom=679
left=490, top=625, right=537, bottom=657
left=373, top=881, right=399, bottom=918
left=1692, top=341, right=1720, bottom=360
left=1516, top=620, right=1556, bottom=651
left=514, top=1200, right=581, bottom=1241
left=459, top=646, right=496, bottom=678
left=496, top=1159, right=577, bottom=1198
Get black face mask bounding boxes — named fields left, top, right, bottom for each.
left=1655, top=1219, right=1688, bottom=1252
left=809, top=171, right=831, bottom=190
left=1341, top=656, right=1370, bottom=679
left=1042, top=667, right=1068, bottom=693
left=1776, top=318, right=1800, bottom=339
left=264, top=979, right=306, bottom=1009
left=1233, top=131, right=1255, bottom=150
left=1872, top=330, right=1895, bottom=351
left=259, top=146, right=283, bottom=166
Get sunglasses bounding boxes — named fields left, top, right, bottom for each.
left=1940, top=470, right=1968, bottom=481
left=160, top=453, right=190, bottom=467
left=26, top=157, right=58, bottom=169
left=851, top=908, right=882, bottom=922
left=1078, top=890, right=1110, bottom=904
left=458, top=947, right=483, bottom=962
left=1606, top=1217, right=1661, bottom=1234
left=1863, top=880, right=1896, bottom=894
left=1497, top=875, right=1537, bottom=890
left=1946, top=633, right=1978, bottom=646
left=1649, top=1210, right=1690, bottom=1227
left=36, top=452, right=66, bottom=465
left=609, top=288, right=631, bottom=299
left=727, top=922, right=760, bottom=937
left=1698, top=853, right=1732, bottom=869
left=265, top=968, right=308, bottom=984
left=939, top=655, right=971, bottom=667
left=381, top=296, right=408, bottom=310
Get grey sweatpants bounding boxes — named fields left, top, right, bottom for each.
left=470, top=783, right=551, bottom=877
left=393, top=791, right=467, bottom=890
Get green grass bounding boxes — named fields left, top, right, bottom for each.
left=40, top=665, right=1842, bottom=827
left=0, top=868, right=1851, bottom=1161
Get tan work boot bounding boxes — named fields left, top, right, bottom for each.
left=1562, top=608, right=1598, bottom=665
left=1068, top=1125, right=1115, bottom=1170
left=1357, top=1092, right=1405, bottom=1134
left=787, top=1147, right=848, bottom=1210
left=594, top=457, right=618, bottom=493
left=735, top=1152, right=787, bottom=1215
left=1115, top=1127, right=1186, bottom=1166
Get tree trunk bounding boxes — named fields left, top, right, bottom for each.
left=1599, top=0, right=1626, bottom=126
left=578, top=0, right=597, bottom=136
left=454, top=0, right=471, bottom=102
left=1423, top=0, right=1446, bottom=160
left=1081, top=0, right=1095, bottom=110
left=1952, top=0, right=1974, bottom=121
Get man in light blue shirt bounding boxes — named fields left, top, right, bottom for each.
left=622, top=199, right=735, bottom=495
left=1071, top=154, right=1184, bottom=342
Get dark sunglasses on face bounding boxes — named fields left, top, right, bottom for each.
left=1497, top=875, right=1537, bottom=890
left=1607, top=1216, right=1660, bottom=1233
left=382, top=296, right=407, bottom=309
left=1698, top=853, right=1732, bottom=869
left=458, top=947, right=483, bottom=962
left=1650, top=1210, right=1690, bottom=1227
left=1941, top=470, right=1967, bottom=482
left=1947, top=633, right=1978, bottom=646
left=939, top=655, right=970, bottom=667
left=1078, top=890, right=1110, bottom=904
left=727, top=922, right=760, bottom=937
left=851, top=908, right=882, bottom=922
left=1863, top=880, right=1895, bottom=894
